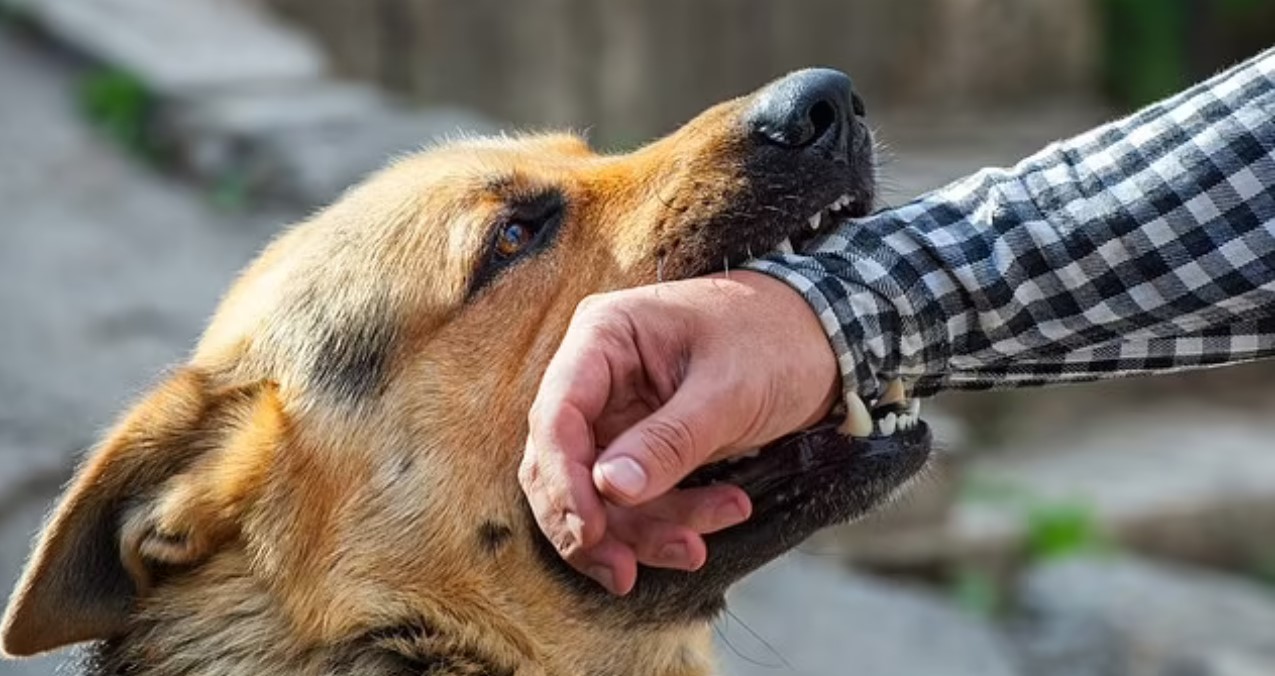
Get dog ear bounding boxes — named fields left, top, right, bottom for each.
left=0, top=368, right=285, bottom=657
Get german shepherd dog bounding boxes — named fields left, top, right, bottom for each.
left=2, top=69, right=930, bottom=675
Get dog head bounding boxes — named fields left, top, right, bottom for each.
left=2, top=69, right=929, bottom=675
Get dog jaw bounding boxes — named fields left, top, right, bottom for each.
left=2, top=70, right=906, bottom=675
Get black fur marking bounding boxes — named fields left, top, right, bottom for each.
left=313, top=316, right=396, bottom=403
left=287, top=284, right=398, bottom=405
left=330, top=621, right=514, bottom=676
left=476, top=521, right=513, bottom=555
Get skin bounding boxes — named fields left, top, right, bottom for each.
left=521, top=270, right=840, bottom=593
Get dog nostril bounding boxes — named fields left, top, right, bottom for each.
left=851, top=91, right=867, bottom=118
left=746, top=68, right=855, bottom=150
left=807, top=99, right=838, bottom=142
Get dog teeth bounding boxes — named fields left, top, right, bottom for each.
left=898, top=413, right=916, bottom=431
left=776, top=237, right=795, bottom=254
left=907, top=398, right=921, bottom=418
left=878, top=413, right=897, bottom=436
left=878, top=379, right=906, bottom=407
left=808, top=212, right=823, bottom=231
left=839, top=394, right=874, bottom=438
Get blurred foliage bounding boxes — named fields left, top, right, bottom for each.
left=1254, top=552, right=1275, bottom=590
left=0, top=2, right=43, bottom=39
left=951, top=567, right=1003, bottom=618
left=1024, top=502, right=1110, bottom=561
left=952, top=476, right=1112, bottom=615
left=1101, top=0, right=1275, bottom=109
left=1101, top=0, right=1188, bottom=108
left=961, top=475, right=1113, bottom=562
left=77, top=68, right=160, bottom=161
left=209, top=170, right=253, bottom=213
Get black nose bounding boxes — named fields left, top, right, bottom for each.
left=746, top=68, right=861, bottom=150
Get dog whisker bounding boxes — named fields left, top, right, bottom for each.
left=714, top=606, right=794, bottom=672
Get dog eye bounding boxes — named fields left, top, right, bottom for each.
left=468, top=190, right=566, bottom=299
left=495, top=222, right=536, bottom=258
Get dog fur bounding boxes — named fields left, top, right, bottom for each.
left=2, top=75, right=899, bottom=675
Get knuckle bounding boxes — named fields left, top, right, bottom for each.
left=638, top=417, right=699, bottom=476
left=552, top=530, right=580, bottom=558
left=517, top=455, right=540, bottom=489
left=576, top=291, right=615, bottom=314
left=526, top=397, right=552, bottom=432
left=527, top=395, right=572, bottom=441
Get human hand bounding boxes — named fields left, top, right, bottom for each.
left=519, top=271, right=842, bottom=594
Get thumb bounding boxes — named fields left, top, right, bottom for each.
left=592, top=371, right=740, bottom=506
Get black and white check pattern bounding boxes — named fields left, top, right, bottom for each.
left=746, top=48, right=1275, bottom=404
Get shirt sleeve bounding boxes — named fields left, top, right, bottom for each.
left=744, top=48, right=1275, bottom=404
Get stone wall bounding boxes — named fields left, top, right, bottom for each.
left=263, top=0, right=1100, bottom=143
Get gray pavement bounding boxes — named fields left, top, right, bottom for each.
left=0, top=31, right=286, bottom=674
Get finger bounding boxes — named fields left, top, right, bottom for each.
left=592, top=370, right=739, bottom=506
left=520, top=428, right=604, bottom=558
left=567, top=533, right=639, bottom=596
left=523, top=324, right=624, bottom=553
left=606, top=509, right=707, bottom=571
left=638, top=484, right=751, bottom=534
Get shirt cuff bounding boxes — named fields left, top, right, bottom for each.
left=743, top=250, right=948, bottom=406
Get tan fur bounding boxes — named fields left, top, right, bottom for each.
left=2, top=91, right=844, bottom=675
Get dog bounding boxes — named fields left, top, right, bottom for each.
left=2, top=68, right=930, bottom=675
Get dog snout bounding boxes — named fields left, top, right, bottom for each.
left=745, top=68, right=861, bottom=156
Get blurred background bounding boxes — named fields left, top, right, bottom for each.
left=1, top=1, right=1273, bottom=674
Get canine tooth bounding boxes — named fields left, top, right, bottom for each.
left=808, top=212, right=823, bottom=231
left=878, top=413, right=897, bottom=436
left=907, top=398, right=921, bottom=418
left=776, top=237, right=795, bottom=254
left=840, top=394, right=874, bottom=438
left=878, top=379, right=906, bottom=407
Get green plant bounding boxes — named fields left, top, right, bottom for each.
left=1100, top=0, right=1189, bottom=108
left=1218, top=0, right=1267, bottom=16
left=209, top=169, right=253, bottom=213
left=950, top=567, right=1002, bottom=618
left=77, top=68, right=158, bottom=159
left=1252, top=552, right=1275, bottom=589
left=1024, top=502, right=1110, bottom=561
left=961, top=473, right=1112, bottom=562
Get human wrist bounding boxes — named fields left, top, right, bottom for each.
left=708, top=271, right=840, bottom=429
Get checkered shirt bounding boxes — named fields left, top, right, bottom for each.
left=745, top=48, right=1275, bottom=404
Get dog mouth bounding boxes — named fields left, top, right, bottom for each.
left=670, top=188, right=935, bottom=591
left=677, top=386, right=931, bottom=512
left=622, top=383, right=931, bottom=622
left=776, top=189, right=871, bottom=254
left=693, top=185, right=872, bottom=279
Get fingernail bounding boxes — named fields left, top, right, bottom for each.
left=715, top=499, right=747, bottom=526
left=597, top=456, right=648, bottom=499
left=657, top=541, right=689, bottom=566
left=564, top=512, right=585, bottom=546
left=588, top=565, right=617, bottom=594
